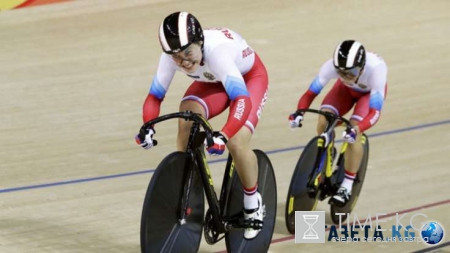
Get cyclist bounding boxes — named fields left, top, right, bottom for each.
left=289, top=40, right=388, bottom=206
left=136, top=11, right=269, bottom=239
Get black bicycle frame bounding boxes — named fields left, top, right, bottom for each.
left=193, top=135, right=237, bottom=234
left=141, top=111, right=235, bottom=235
left=219, top=154, right=236, bottom=217
left=296, top=109, right=351, bottom=189
left=178, top=120, right=202, bottom=223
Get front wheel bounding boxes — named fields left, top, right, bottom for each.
left=140, top=152, right=204, bottom=253
left=225, top=149, right=277, bottom=253
left=285, top=136, right=321, bottom=234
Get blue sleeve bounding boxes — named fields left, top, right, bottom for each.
left=369, top=91, right=384, bottom=110
left=223, top=75, right=249, bottom=100
left=308, top=76, right=324, bottom=94
left=149, top=76, right=167, bottom=99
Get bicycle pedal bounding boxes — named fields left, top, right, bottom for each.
left=243, top=219, right=263, bottom=229
left=328, top=198, right=346, bottom=208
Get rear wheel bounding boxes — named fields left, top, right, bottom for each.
left=285, top=137, right=321, bottom=234
left=225, top=150, right=277, bottom=253
left=330, top=134, right=370, bottom=224
left=140, top=152, right=204, bottom=253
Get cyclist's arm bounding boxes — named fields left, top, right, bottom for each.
left=357, top=64, right=388, bottom=133
left=208, top=45, right=251, bottom=139
left=297, top=60, right=336, bottom=110
left=143, top=53, right=177, bottom=123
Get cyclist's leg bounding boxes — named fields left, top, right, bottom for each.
left=228, top=53, right=268, bottom=194
left=321, top=80, right=359, bottom=204
left=341, top=118, right=364, bottom=193
left=335, top=92, right=369, bottom=203
left=177, top=81, right=229, bottom=151
left=345, top=90, right=374, bottom=175
left=227, top=53, right=268, bottom=239
left=227, top=127, right=257, bottom=190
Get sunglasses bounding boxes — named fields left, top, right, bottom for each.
left=335, top=67, right=362, bottom=79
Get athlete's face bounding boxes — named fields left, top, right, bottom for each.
left=171, top=43, right=203, bottom=73
left=336, top=67, right=363, bottom=83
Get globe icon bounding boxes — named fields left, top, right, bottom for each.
left=421, top=222, right=444, bottom=245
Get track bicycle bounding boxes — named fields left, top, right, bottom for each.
left=285, top=108, right=370, bottom=234
left=139, top=110, right=277, bottom=253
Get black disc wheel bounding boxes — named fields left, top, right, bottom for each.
left=140, top=152, right=204, bottom=253
left=285, top=137, right=322, bottom=234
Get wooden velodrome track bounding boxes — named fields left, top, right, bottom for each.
left=1, top=0, right=449, bottom=252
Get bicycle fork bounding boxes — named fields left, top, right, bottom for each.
left=178, top=155, right=196, bottom=225
left=307, top=130, right=337, bottom=196
left=307, top=141, right=331, bottom=183
left=178, top=121, right=203, bottom=225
